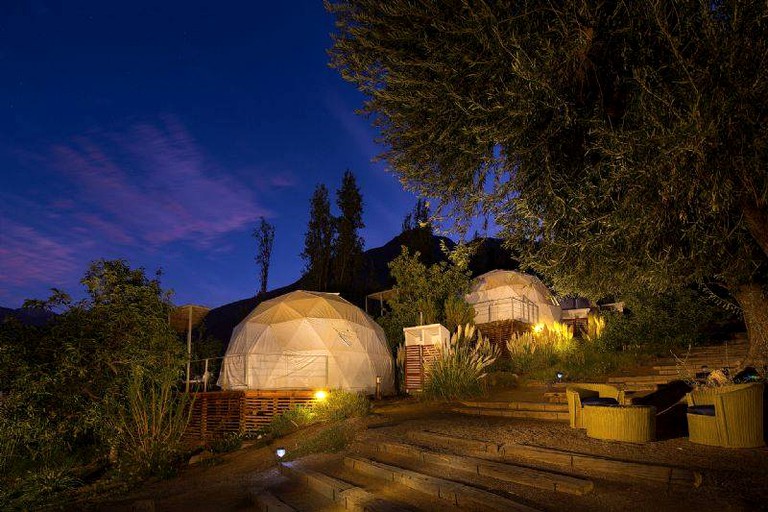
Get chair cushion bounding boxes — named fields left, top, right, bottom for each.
left=581, top=397, right=619, bottom=406
left=688, top=405, right=716, bottom=417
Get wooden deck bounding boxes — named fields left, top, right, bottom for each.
left=186, top=389, right=315, bottom=439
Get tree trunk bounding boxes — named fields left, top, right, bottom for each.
left=742, top=200, right=768, bottom=259
left=734, top=283, right=768, bottom=367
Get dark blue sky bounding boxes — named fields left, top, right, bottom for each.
left=0, top=1, right=426, bottom=308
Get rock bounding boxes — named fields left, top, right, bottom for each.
left=189, top=450, right=214, bottom=465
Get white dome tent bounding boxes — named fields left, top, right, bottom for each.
left=465, top=270, right=562, bottom=326
left=218, top=290, right=394, bottom=395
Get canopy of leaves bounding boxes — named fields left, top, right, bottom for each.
left=334, top=170, right=365, bottom=291
left=253, top=217, right=276, bottom=295
left=378, top=245, right=473, bottom=350
left=327, top=0, right=768, bottom=299
left=301, top=184, right=335, bottom=291
left=0, top=259, right=184, bottom=472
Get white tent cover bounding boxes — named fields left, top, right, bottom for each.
left=465, top=270, right=562, bottom=326
left=218, top=290, right=394, bottom=395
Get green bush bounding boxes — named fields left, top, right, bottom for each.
left=0, top=466, right=81, bottom=511
left=206, top=432, right=243, bottom=454
left=285, top=423, right=356, bottom=460
left=269, top=405, right=315, bottom=438
left=422, top=325, right=499, bottom=401
left=109, top=372, right=192, bottom=477
left=313, top=390, right=371, bottom=422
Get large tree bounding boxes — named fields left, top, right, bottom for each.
left=334, top=170, right=365, bottom=291
left=328, top=1, right=768, bottom=363
left=301, top=184, right=335, bottom=291
left=253, top=216, right=276, bottom=295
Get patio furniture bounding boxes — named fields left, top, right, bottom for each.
left=584, top=404, right=656, bottom=443
left=686, top=383, right=764, bottom=448
left=566, top=384, right=626, bottom=429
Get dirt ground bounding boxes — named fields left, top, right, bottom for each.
left=85, top=396, right=768, bottom=512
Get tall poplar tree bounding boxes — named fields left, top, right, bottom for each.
left=334, top=170, right=364, bottom=291
left=328, top=0, right=768, bottom=363
left=301, top=184, right=335, bottom=291
left=253, top=217, right=275, bottom=295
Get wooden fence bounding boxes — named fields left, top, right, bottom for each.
left=185, top=389, right=316, bottom=439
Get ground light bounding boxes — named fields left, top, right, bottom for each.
left=314, top=390, right=328, bottom=401
left=533, top=323, right=545, bottom=334
left=275, top=447, right=286, bottom=460
left=556, top=371, right=564, bottom=383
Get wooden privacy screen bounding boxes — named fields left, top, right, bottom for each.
left=404, top=344, right=439, bottom=392
left=186, top=389, right=315, bottom=439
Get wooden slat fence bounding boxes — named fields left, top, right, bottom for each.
left=404, top=344, right=439, bottom=393
left=186, top=389, right=315, bottom=439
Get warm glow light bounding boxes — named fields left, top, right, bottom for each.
left=314, top=390, right=328, bottom=401
left=276, top=448, right=286, bottom=458
left=532, top=323, right=545, bottom=334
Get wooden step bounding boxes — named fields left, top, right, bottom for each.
left=366, top=440, right=593, bottom=495
left=406, top=431, right=702, bottom=488
left=452, top=406, right=569, bottom=421
left=280, top=462, right=409, bottom=511
left=459, top=401, right=568, bottom=412
left=344, top=456, right=539, bottom=512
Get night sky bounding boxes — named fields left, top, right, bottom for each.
left=0, top=1, right=422, bottom=308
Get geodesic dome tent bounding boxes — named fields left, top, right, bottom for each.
left=217, top=290, right=394, bottom=395
left=465, top=270, right=562, bottom=326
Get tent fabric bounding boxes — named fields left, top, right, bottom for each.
left=218, top=290, right=394, bottom=394
left=466, top=270, right=562, bottom=326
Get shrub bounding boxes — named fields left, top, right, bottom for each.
left=109, top=372, right=192, bottom=477
left=207, top=432, right=243, bottom=454
left=313, top=390, right=371, bottom=422
left=269, top=405, right=315, bottom=439
left=285, top=423, right=356, bottom=460
left=422, top=324, right=499, bottom=401
left=599, top=289, right=729, bottom=355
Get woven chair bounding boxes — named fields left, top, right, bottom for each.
left=584, top=404, right=656, bottom=443
left=686, top=383, right=765, bottom=448
left=566, top=384, right=626, bottom=429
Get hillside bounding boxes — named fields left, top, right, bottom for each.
left=0, top=306, right=56, bottom=326
left=201, top=232, right=518, bottom=350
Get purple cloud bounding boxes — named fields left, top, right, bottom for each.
left=1, top=116, right=280, bottom=302
left=0, top=218, right=79, bottom=289
left=48, top=117, right=268, bottom=248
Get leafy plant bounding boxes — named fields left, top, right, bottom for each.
left=422, top=324, right=499, bottom=401
left=313, top=390, right=371, bottom=422
left=207, top=432, right=244, bottom=454
left=269, top=405, right=315, bottom=439
left=109, top=372, right=192, bottom=477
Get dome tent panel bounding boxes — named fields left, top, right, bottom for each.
left=217, top=290, right=394, bottom=394
left=466, top=270, right=562, bottom=326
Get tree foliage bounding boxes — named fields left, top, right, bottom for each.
left=253, top=216, right=276, bottom=295
left=0, top=260, right=184, bottom=480
left=301, top=184, right=335, bottom=291
left=377, top=245, right=473, bottom=351
left=328, top=0, right=768, bottom=361
left=334, top=170, right=365, bottom=292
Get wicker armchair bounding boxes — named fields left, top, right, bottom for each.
left=566, top=384, right=626, bottom=429
left=686, top=383, right=764, bottom=448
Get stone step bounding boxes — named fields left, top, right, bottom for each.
left=459, top=401, right=568, bottom=412
left=344, top=456, right=540, bottom=512
left=279, top=462, right=409, bottom=512
left=608, top=375, right=674, bottom=384
left=252, top=491, right=298, bottom=512
left=451, top=406, right=569, bottom=421
left=406, top=431, right=702, bottom=488
left=543, top=392, right=567, bottom=403
left=365, top=440, right=593, bottom=495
